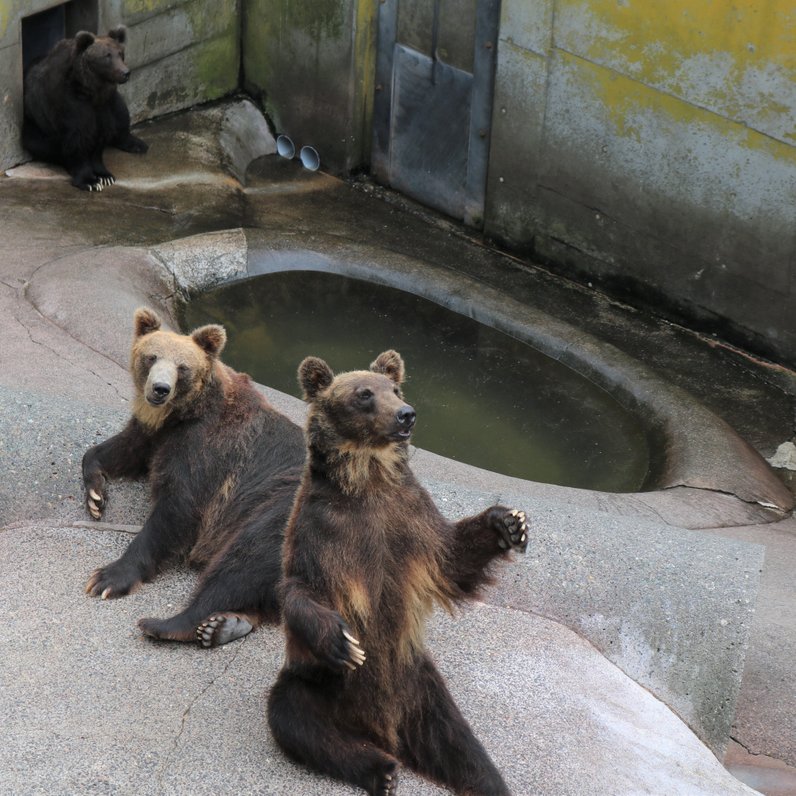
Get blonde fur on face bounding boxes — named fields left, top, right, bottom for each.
left=128, top=308, right=226, bottom=431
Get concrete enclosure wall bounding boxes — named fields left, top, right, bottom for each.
left=241, top=0, right=376, bottom=174
left=485, top=0, right=796, bottom=366
left=2, top=0, right=793, bottom=365
left=0, top=0, right=240, bottom=172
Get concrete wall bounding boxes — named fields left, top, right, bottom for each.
left=0, top=0, right=240, bottom=171
left=485, top=0, right=796, bottom=367
left=241, top=0, right=376, bottom=174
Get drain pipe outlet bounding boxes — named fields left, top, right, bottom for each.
left=276, top=135, right=296, bottom=159
left=300, top=146, right=320, bottom=171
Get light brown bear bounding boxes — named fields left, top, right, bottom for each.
left=268, top=350, right=528, bottom=796
left=83, top=307, right=304, bottom=647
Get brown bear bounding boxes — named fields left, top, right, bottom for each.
left=22, top=26, right=147, bottom=192
left=83, top=307, right=304, bottom=647
left=267, top=350, right=528, bottom=796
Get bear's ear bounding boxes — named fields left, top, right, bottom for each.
left=108, top=26, right=127, bottom=44
left=191, top=324, right=227, bottom=358
left=298, top=356, right=334, bottom=401
left=134, top=307, right=161, bottom=338
left=370, top=350, right=405, bottom=385
left=74, top=31, right=95, bottom=53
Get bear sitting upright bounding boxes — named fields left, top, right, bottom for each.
left=22, top=26, right=148, bottom=192
left=268, top=350, right=528, bottom=796
left=83, top=307, right=304, bottom=648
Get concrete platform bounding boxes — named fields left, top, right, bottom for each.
left=1, top=98, right=795, bottom=794
left=0, top=523, right=756, bottom=796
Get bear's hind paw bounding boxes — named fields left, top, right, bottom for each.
left=196, top=613, right=254, bottom=648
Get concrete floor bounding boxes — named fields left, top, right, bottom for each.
left=1, top=99, right=795, bottom=795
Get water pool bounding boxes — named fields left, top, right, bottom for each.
left=182, top=270, right=651, bottom=492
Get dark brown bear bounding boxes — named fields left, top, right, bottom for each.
left=83, top=307, right=304, bottom=647
left=22, top=26, right=148, bottom=192
left=268, top=351, right=528, bottom=796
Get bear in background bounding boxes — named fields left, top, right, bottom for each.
left=268, top=350, right=528, bottom=796
left=22, top=26, right=148, bottom=192
left=83, top=307, right=304, bottom=648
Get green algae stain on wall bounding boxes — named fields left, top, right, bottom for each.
left=571, top=49, right=796, bottom=167
left=277, top=0, right=345, bottom=40
left=555, top=0, right=796, bottom=143
left=195, top=35, right=239, bottom=99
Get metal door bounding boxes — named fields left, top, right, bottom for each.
left=372, top=0, right=501, bottom=227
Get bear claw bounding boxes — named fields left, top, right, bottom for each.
left=342, top=629, right=366, bottom=667
left=497, top=509, right=529, bottom=552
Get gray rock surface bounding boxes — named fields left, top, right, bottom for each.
left=0, top=524, right=756, bottom=796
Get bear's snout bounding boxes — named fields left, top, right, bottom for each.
left=393, top=404, right=416, bottom=438
left=150, top=382, right=171, bottom=403
left=145, top=360, right=178, bottom=406
left=117, top=68, right=130, bottom=83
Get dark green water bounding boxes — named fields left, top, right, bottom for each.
left=182, top=271, right=651, bottom=492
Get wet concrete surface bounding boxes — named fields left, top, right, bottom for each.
left=1, top=99, right=795, bottom=794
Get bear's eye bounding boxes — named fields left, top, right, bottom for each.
left=143, top=354, right=157, bottom=367
left=393, top=387, right=402, bottom=397
left=105, top=52, right=112, bottom=59
left=177, top=364, right=190, bottom=377
left=357, top=388, right=374, bottom=402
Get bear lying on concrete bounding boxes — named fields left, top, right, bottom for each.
left=22, top=26, right=147, bottom=192
left=268, top=350, right=528, bottom=796
left=83, top=307, right=304, bottom=648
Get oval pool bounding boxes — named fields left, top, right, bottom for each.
left=181, top=270, right=652, bottom=492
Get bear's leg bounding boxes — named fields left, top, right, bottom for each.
left=139, top=494, right=288, bottom=645
left=268, top=670, right=398, bottom=796
left=137, top=536, right=276, bottom=646
left=82, top=420, right=153, bottom=519
left=21, top=117, right=60, bottom=164
left=398, top=656, right=511, bottom=796
left=109, top=93, right=148, bottom=154
left=89, top=146, right=115, bottom=187
left=85, top=495, right=194, bottom=599
left=59, top=108, right=105, bottom=191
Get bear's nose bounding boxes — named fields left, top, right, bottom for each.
left=152, top=383, right=171, bottom=399
left=120, top=69, right=130, bottom=82
left=396, top=405, right=416, bottom=428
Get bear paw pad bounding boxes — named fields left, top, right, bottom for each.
left=497, top=509, right=528, bottom=552
left=196, top=613, right=254, bottom=648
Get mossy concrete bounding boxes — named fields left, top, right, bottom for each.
left=485, top=0, right=796, bottom=367
left=242, top=0, right=376, bottom=173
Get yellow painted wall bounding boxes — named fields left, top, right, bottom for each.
left=554, top=0, right=795, bottom=144
left=487, top=0, right=796, bottom=364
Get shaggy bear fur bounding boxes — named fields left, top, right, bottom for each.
left=22, top=26, right=148, bottom=191
left=83, top=307, right=304, bottom=648
left=267, top=350, right=528, bottom=796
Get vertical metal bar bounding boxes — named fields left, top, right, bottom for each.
left=463, top=0, right=501, bottom=228
left=372, top=0, right=399, bottom=184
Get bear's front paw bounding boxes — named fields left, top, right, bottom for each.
left=321, top=618, right=366, bottom=672
left=85, top=562, right=141, bottom=599
left=495, top=509, right=528, bottom=552
left=85, top=483, right=106, bottom=519
left=369, top=761, right=398, bottom=796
